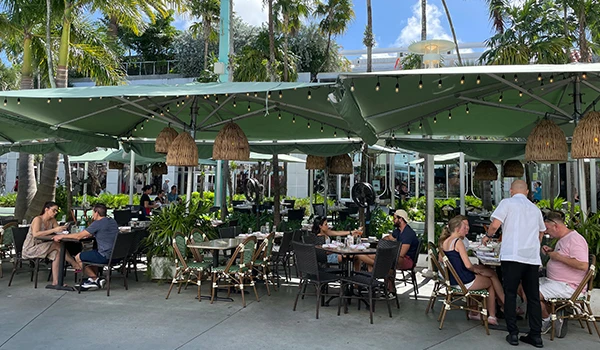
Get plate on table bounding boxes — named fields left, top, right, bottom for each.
left=475, top=246, right=492, bottom=252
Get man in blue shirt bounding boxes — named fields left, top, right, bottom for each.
left=387, top=209, right=420, bottom=269
left=54, top=203, right=119, bottom=290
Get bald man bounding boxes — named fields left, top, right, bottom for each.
left=485, top=180, right=546, bottom=347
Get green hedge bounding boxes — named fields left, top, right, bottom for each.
left=0, top=193, right=17, bottom=207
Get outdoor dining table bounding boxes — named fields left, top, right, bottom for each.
left=187, top=238, right=245, bottom=301
left=36, top=234, right=91, bottom=291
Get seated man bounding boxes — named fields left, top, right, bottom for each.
left=167, top=185, right=179, bottom=204
left=540, top=210, right=589, bottom=334
left=54, top=203, right=119, bottom=290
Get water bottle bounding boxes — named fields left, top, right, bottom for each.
left=79, top=216, right=87, bottom=231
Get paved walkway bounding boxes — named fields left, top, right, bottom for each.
left=1, top=262, right=599, bottom=350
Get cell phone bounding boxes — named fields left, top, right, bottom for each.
left=65, top=221, right=75, bottom=230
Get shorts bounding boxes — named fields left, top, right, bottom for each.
left=327, top=253, right=339, bottom=264
left=79, top=250, right=109, bottom=264
left=539, top=277, right=578, bottom=299
left=396, top=255, right=414, bottom=270
left=452, top=280, right=475, bottom=290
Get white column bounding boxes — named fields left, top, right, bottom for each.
left=215, top=160, right=222, bottom=207
left=445, top=165, right=449, bottom=198
left=591, top=159, right=597, bottom=213
left=566, top=162, right=572, bottom=205
left=578, top=159, right=588, bottom=219
left=459, top=153, right=466, bottom=215
left=389, top=154, right=396, bottom=209
left=407, top=162, right=411, bottom=194
left=146, top=167, right=151, bottom=186
left=425, top=154, right=435, bottom=271
left=129, top=152, right=135, bottom=205
left=337, top=174, right=342, bottom=202
left=308, top=169, right=314, bottom=215
left=186, top=166, right=193, bottom=209
left=415, top=164, right=420, bottom=199
left=83, top=162, right=89, bottom=204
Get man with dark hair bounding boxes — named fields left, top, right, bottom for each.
left=54, top=203, right=119, bottom=290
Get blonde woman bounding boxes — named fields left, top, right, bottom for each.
left=439, top=215, right=504, bottom=325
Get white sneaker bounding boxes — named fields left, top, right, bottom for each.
left=81, top=278, right=100, bottom=289
left=541, top=318, right=551, bottom=334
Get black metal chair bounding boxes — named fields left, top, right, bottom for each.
left=219, top=227, right=236, bottom=239
left=8, top=226, right=46, bottom=288
left=283, top=199, right=295, bottom=208
left=292, top=241, right=340, bottom=319
left=313, top=204, right=326, bottom=218
left=126, top=229, right=150, bottom=281
left=338, top=244, right=397, bottom=324
left=113, top=210, right=132, bottom=226
left=78, top=231, right=137, bottom=296
left=287, top=208, right=305, bottom=222
left=396, top=239, right=423, bottom=300
left=232, top=200, right=245, bottom=206
left=272, top=231, right=294, bottom=284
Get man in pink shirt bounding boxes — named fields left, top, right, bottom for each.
left=540, top=210, right=589, bottom=335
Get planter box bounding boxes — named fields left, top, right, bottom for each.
left=150, top=256, right=175, bottom=280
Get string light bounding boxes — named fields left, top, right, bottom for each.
left=140, top=124, right=144, bottom=130
left=307, top=121, right=311, bottom=129
left=448, top=110, right=452, bottom=119
left=134, top=127, right=137, bottom=132
left=279, top=90, right=283, bottom=99
left=254, top=92, right=258, bottom=97
left=549, top=75, right=554, bottom=83
left=395, top=78, right=399, bottom=93
left=466, top=104, right=470, bottom=114
left=267, top=91, right=271, bottom=99
left=215, top=96, right=219, bottom=104
left=501, top=74, right=505, bottom=79
left=407, top=127, right=411, bottom=135
left=391, top=131, right=395, bottom=139
left=145, top=119, right=149, bottom=123
left=476, top=75, right=481, bottom=84
left=166, top=106, right=170, bottom=113
left=418, top=75, right=423, bottom=89
left=246, top=92, right=250, bottom=96
left=89, top=97, right=92, bottom=101
left=292, top=116, right=296, bottom=123
left=519, top=90, right=523, bottom=97
left=58, top=98, right=62, bottom=103
left=334, top=129, right=337, bottom=137
left=499, top=93, right=503, bottom=102
left=582, top=72, right=587, bottom=79
left=3, top=99, right=6, bottom=106
left=350, top=80, right=355, bottom=92
left=181, top=99, right=185, bottom=105
left=17, top=98, right=20, bottom=105
left=160, top=110, right=164, bottom=116
left=47, top=98, right=51, bottom=104
left=375, top=78, right=380, bottom=91
left=460, top=75, right=465, bottom=85
left=278, top=111, right=282, bottom=119
left=320, top=124, right=324, bottom=132
left=438, top=78, right=442, bottom=89
left=433, top=116, right=437, bottom=123
left=537, top=73, right=542, bottom=81
left=307, top=90, right=312, bottom=100
left=419, top=121, right=422, bottom=129
left=233, top=99, right=237, bottom=108
left=247, top=103, right=251, bottom=112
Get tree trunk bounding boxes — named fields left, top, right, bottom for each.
left=25, top=152, right=59, bottom=220
left=227, top=162, right=234, bottom=204
left=56, top=3, right=73, bottom=88
left=15, top=154, right=37, bottom=221
left=203, top=37, right=209, bottom=70
left=366, top=0, right=373, bottom=73
left=273, top=154, right=281, bottom=228
left=282, top=161, right=288, bottom=196
left=267, top=0, right=277, bottom=82
left=440, top=0, right=462, bottom=65
left=577, top=2, right=589, bottom=62
left=198, top=165, right=205, bottom=198
left=482, top=181, right=493, bottom=211
left=421, top=0, right=427, bottom=41
left=283, top=23, right=290, bottom=81
left=108, top=15, right=119, bottom=38
left=46, top=0, right=56, bottom=88
left=63, top=154, right=73, bottom=221
left=20, top=37, right=34, bottom=90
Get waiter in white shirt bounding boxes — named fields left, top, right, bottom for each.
left=484, top=180, right=546, bottom=348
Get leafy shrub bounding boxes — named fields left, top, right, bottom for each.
left=0, top=193, right=17, bottom=207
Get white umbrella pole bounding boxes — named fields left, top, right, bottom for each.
left=308, top=170, right=314, bottom=215
left=459, top=152, right=466, bottom=215
left=425, top=154, right=435, bottom=273
left=129, top=152, right=135, bottom=205
left=83, top=162, right=89, bottom=204
left=591, top=159, right=597, bottom=214
left=578, top=159, right=588, bottom=219
left=389, top=154, right=395, bottom=209
left=415, top=164, right=420, bottom=199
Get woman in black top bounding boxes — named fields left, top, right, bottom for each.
left=140, top=185, right=158, bottom=217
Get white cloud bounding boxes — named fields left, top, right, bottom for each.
left=233, top=0, right=267, bottom=27
left=395, top=1, right=453, bottom=47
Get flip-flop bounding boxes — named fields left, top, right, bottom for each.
left=488, top=316, right=499, bottom=325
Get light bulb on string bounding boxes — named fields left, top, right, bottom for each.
left=395, top=80, right=399, bottom=93
left=89, top=97, right=92, bottom=101
left=320, top=125, right=324, bottom=132
left=17, top=98, right=20, bottom=105
left=166, top=106, right=170, bottom=113
left=549, top=75, right=554, bottom=83
left=254, top=92, right=258, bottom=97
left=582, top=72, right=587, bottom=79
left=350, top=80, right=355, bottom=92
left=215, top=96, right=219, bottom=104
left=181, top=99, right=185, bottom=105
left=448, top=110, right=452, bottom=119
left=233, top=99, right=237, bottom=108
left=418, top=75, right=423, bottom=89
left=460, top=75, right=465, bottom=84
left=466, top=104, right=470, bottom=114
left=419, top=121, right=422, bottom=129
left=307, top=90, right=312, bottom=100
left=279, top=90, right=283, bottom=99
left=176, top=101, right=180, bottom=107
left=3, top=99, right=6, bottom=106
left=334, top=130, right=337, bottom=137
left=247, top=103, right=251, bottom=112
left=160, top=110, right=164, bottom=116
left=134, top=127, right=137, bottom=132
left=278, top=111, right=282, bottom=120
left=499, top=93, right=503, bottom=102
left=438, top=76, right=442, bottom=88
left=267, top=91, right=271, bottom=99
left=407, top=127, right=411, bottom=135
left=375, top=79, right=380, bottom=91
left=391, top=131, right=395, bottom=139
left=140, top=124, right=144, bottom=130
left=514, top=74, right=518, bottom=82
left=145, top=119, right=149, bottom=123
left=519, top=90, right=523, bottom=97
left=58, top=98, right=62, bottom=103
left=537, top=73, right=542, bottom=81
left=47, top=98, right=51, bottom=104
left=433, top=116, right=437, bottom=123
left=292, top=116, right=296, bottom=123
left=246, top=92, right=250, bottom=97
left=476, top=75, right=481, bottom=84
left=307, top=121, right=311, bottom=129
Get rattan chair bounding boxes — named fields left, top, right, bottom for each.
left=166, top=232, right=211, bottom=301
left=425, top=241, right=448, bottom=314
left=337, top=245, right=398, bottom=324
left=438, top=250, right=490, bottom=335
left=1, top=222, right=18, bottom=278
left=396, top=238, right=423, bottom=300
left=252, top=232, right=277, bottom=295
left=292, top=241, right=340, bottom=319
left=547, top=254, right=599, bottom=340
left=210, top=236, right=259, bottom=307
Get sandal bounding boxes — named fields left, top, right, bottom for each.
left=468, top=312, right=482, bottom=321
left=488, top=316, right=499, bottom=326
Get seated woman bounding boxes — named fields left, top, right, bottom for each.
left=140, top=185, right=159, bottom=219
left=312, top=216, right=361, bottom=264
left=22, top=201, right=81, bottom=287
left=439, top=215, right=505, bottom=326
left=154, top=190, right=166, bottom=206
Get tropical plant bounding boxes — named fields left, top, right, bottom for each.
left=275, top=0, right=311, bottom=81
left=227, top=211, right=273, bottom=232
left=189, top=0, right=220, bottom=70
left=364, top=0, right=373, bottom=72
left=0, top=61, right=20, bottom=90
left=568, top=211, right=600, bottom=286
left=440, top=0, right=462, bottom=65
left=0, top=193, right=17, bottom=207
left=314, top=0, right=354, bottom=76
left=369, top=207, right=394, bottom=239
left=118, top=10, right=180, bottom=62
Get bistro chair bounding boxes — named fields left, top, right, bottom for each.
left=1, top=222, right=18, bottom=278
left=272, top=231, right=294, bottom=284
left=7, top=226, right=46, bottom=288
left=438, top=250, right=490, bottom=335
left=166, top=233, right=211, bottom=302
left=396, top=239, right=423, bottom=300
left=287, top=209, right=305, bottom=222
left=252, top=232, right=277, bottom=295
left=292, top=241, right=340, bottom=319
left=547, top=254, right=599, bottom=340
left=210, top=236, right=259, bottom=307
left=337, top=244, right=397, bottom=324
left=125, top=229, right=149, bottom=282
left=113, top=210, right=132, bottom=226
left=78, top=231, right=137, bottom=296
left=189, top=228, right=210, bottom=263
left=219, top=227, right=236, bottom=239
left=425, top=241, right=448, bottom=315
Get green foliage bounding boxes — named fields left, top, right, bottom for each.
left=369, top=207, right=394, bottom=239
left=399, top=196, right=482, bottom=222
left=0, top=193, right=17, bottom=207
left=569, top=212, right=600, bottom=287
left=332, top=216, right=358, bottom=231
left=74, top=193, right=140, bottom=208
left=465, top=196, right=483, bottom=208
left=119, top=10, right=179, bottom=62
left=288, top=24, right=350, bottom=76
left=536, top=197, right=566, bottom=211
left=228, top=211, right=273, bottom=233
left=0, top=61, right=19, bottom=90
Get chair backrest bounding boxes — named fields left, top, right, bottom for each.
left=303, top=233, right=317, bottom=244
left=292, top=229, right=303, bottom=242
left=571, top=254, right=597, bottom=301
left=232, top=200, right=245, bottom=206
left=283, top=199, right=295, bottom=207
left=428, top=241, right=448, bottom=282
left=287, top=209, right=305, bottom=221
left=12, top=226, right=29, bottom=257
left=219, top=226, right=236, bottom=239
left=292, top=241, right=320, bottom=277
left=227, top=219, right=238, bottom=227
left=127, top=229, right=147, bottom=256
left=440, top=250, right=469, bottom=294
left=313, top=204, right=325, bottom=217
left=412, top=239, right=424, bottom=266
left=377, top=239, right=400, bottom=270
left=108, top=231, right=138, bottom=263
left=253, top=237, right=269, bottom=262
left=587, top=254, right=597, bottom=293
left=1, top=222, right=18, bottom=246
left=172, top=233, right=189, bottom=269
left=113, top=210, right=132, bottom=226
left=188, top=228, right=208, bottom=262
left=223, top=236, right=256, bottom=272
left=372, top=246, right=398, bottom=280
left=264, top=232, right=275, bottom=259
left=278, top=231, right=294, bottom=255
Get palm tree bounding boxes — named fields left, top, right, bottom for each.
left=421, top=0, right=426, bottom=40
left=25, top=152, right=60, bottom=220
left=275, top=0, right=310, bottom=81
left=440, top=0, right=462, bottom=65
left=189, top=0, right=220, bottom=71
left=485, top=0, right=508, bottom=34
left=314, top=0, right=355, bottom=74
left=266, top=0, right=277, bottom=82
left=364, top=0, right=373, bottom=72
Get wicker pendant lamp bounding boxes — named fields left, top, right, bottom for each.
left=305, top=155, right=326, bottom=170
left=572, top=111, right=600, bottom=159
left=503, top=160, right=524, bottom=178
left=108, top=161, right=123, bottom=170
left=166, top=132, right=198, bottom=166
left=212, top=122, right=250, bottom=160
left=474, top=160, right=498, bottom=181
left=151, top=162, right=168, bottom=176
left=155, top=127, right=179, bottom=154
left=525, top=119, right=568, bottom=162
left=329, top=154, right=353, bottom=174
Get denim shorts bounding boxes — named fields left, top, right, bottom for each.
left=79, top=250, right=109, bottom=264
left=327, top=253, right=338, bottom=264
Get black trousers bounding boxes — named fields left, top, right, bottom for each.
left=501, top=261, right=542, bottom=337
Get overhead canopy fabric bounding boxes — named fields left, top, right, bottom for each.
left=0, top=140, right=97, bottom=157
left=386, top=138, right=527, bottom=160
left=68, top=149, right=116, bottom=162
left=0, top=82, right=357, bottom=145
left=332, top=64, right=600, bottom=144
left=247, top=152, right=305, bottom=163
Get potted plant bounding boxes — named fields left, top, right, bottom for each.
left=146, top=199, right=215, bottom=280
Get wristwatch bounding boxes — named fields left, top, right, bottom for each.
left=485, top=232, right=494, bottom=239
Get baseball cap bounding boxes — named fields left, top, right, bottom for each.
left=393, top=209, right=409, bottom=222
left=164, top=178, right=170, bottom=182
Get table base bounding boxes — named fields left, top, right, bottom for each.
left=196, top=295, right=235, bottom=302
left=45, top=284, right=75, bottom=291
